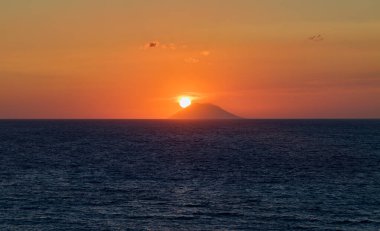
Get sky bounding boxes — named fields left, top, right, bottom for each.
left=0, top=0, right=379, bottom=118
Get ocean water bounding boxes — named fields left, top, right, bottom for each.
left=0, top=120, right=379, bottom=231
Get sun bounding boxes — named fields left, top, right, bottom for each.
left=178, top=96, right=192, bottom=108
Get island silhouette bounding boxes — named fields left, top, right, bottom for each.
left=171, top=103, right=241, bottom=119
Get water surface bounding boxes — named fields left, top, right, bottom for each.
left=0, top=120, right=379, bottom=230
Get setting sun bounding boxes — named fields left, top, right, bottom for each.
left=178, top=97, right=192, bottom=108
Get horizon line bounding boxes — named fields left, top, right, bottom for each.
left=0, top=118, right=379, bottom=120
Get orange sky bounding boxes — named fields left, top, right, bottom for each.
left=0, top=0, right=379, bottom=118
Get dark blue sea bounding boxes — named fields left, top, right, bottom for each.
left=0, top=120, right=379, bottom=230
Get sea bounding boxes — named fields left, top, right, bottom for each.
left=0, top=120, right=379, bottom=230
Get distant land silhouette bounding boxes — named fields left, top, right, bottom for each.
left=171, top=103, right=241, bottom=119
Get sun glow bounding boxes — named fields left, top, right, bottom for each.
left=178, top=96, right=192, bottom=108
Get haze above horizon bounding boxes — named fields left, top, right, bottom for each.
left=0, top=0, right=379, bottom=119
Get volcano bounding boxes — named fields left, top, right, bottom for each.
left=171, top=103, right=241, bottom=119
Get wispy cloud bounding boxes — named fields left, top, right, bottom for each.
left=200, top=50, right=211, bottom=56
left=184, top=57, right=200, bottom=64
left=185, top=50, right=211, bottom=64
left=143, top=41, right=178, bottom=50
left=142, top=40, right=211, bottom=64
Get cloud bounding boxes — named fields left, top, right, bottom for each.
left=185, top=51, right=211, bottom=63
left=161, top=43, right=177, bottom=50
left=144, top=41, right=160, bottom=49
left=309, top=34, right=324, bottom=42
left=143, top=41, right=178, bottom=50
left=184, top=57, right=200, bottom=64
left=142, top=40, right=211, bottom=64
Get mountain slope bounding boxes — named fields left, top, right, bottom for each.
left=171, top=103, right=241, bottom=119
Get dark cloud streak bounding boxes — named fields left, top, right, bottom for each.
left=309, top=34, right=324, bottom=42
